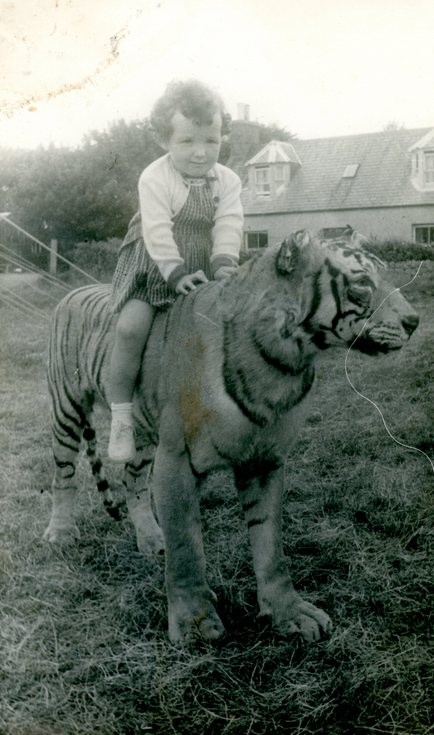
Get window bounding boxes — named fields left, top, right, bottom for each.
left=274, top=164, right=285, bottom=184
left=255, top=165, right=271, bottom=196
left=414, top=225, right=434, bottom=245
left=424, top=152, right=434, bottom=185
left=410, top=149, right=434, bottom=190
left=245, top=231, right=268, bottom=249
left=342, top=163, right=359, bottom=178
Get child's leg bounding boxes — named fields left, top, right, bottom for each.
left=109, top=299, right=154, bottom=462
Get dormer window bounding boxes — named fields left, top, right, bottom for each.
left=255, top=165, right=271, bottom=196
left=411, top=149, right=434, bottom=190
left=246, top=140, right=301, bottom=198
left=409, top=130, right=434, bottom=191
left=424, top=151, right=434, bottom=185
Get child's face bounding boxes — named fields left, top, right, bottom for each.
left=163, top=111, right=222, bottom=177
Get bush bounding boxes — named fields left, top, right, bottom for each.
left=242, top=239, right=434, bottom=265
left=69, top=238, right=120, bottom=281
left=366, top=239, right=434, bottom=262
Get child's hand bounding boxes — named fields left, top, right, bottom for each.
left=175, top=270, right=209, bottom=295
left=213, top=266, right=237, bottom=281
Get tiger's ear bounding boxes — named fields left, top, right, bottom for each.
left=340, top=226, right=370, bottom=250
left=350, top=230, right=370, bottom=248
left=276, top=230, right=313, bottom=274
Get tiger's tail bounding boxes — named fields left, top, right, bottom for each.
left=82, top=418, right=125, bottom=521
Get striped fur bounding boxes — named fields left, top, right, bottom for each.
left=44, top=228, right=418, bottom=643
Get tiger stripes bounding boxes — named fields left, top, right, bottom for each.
left=44, top=228, right=418, bottom=643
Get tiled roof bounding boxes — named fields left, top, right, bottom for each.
left=241, top=127, right=434, bottom=215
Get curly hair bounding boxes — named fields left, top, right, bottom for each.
left=150, top=80, right=231, bottom=143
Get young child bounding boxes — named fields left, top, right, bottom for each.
left=108, top=80, right=243, bottom=462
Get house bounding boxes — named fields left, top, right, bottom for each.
left=240, top=127, right=434, bottom=249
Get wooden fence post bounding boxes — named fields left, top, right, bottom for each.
left=49, top=239, right=58, bottom=275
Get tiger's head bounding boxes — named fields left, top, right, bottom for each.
left=275, top=228, right=419, bottom=354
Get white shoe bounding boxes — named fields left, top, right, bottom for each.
left=108, top=420, right=136, bottom=462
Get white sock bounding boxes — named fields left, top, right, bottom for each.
left=110, top=402, right=133, bottom=424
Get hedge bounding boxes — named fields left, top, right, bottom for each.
left=366, top=239, right=434, bottom=262
left=242, top=239, right=434, bottom=264
left=68, top=238, right=120, bottom=281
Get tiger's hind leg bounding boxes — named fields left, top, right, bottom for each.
left=43, top=452, right=81, bottom=543
left=43, top=393, right=87, bottom=544
left=123, top=444, right=164, bottom=555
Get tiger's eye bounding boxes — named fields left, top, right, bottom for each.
left=354, top=275, right=373, bottom=288
left=348, top=287, right=371, bottom=307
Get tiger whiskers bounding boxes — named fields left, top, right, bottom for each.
left=344, top=261, right=434, bottom=473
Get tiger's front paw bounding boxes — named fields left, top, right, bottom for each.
left=260, top=589, right=332, bottom=642
left=168, top=589, right=225, bottom=644
left=280, top=598, right=332, bottom=642
left=43, top=519, right=79, bottom=545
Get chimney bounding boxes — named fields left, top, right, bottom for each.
left=236, top=103, right=250, bottom=121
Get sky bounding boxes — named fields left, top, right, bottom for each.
left=1, top=0, right=434, bottom=149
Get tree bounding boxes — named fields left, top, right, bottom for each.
left=383, top=121, right=406, bottom=131
left=0, top=115, right=296, bottom=251
left=0, top=119, right=163, bottom=250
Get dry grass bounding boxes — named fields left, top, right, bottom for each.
left=0, top=264, right=433, bottom=735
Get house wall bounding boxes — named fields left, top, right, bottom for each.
left=243, top=205, right=434, bottom=246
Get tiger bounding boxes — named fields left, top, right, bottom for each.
left=44, top=227, right=419, bottom=644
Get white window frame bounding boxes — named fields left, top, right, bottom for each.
left=423, top=151, right=434, bottom=185
left=274, top=164, right=285, bottom=184
left=413, top=224, right=434, bottom=245
left=255, top=165, right=271, bottom=196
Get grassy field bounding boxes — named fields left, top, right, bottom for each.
left=0, top=263, right=433, bottom=735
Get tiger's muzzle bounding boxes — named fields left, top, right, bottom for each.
left=356, top=299, right=419, bottom=354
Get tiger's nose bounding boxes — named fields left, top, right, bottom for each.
left=402, top=312, right=419, bottom=336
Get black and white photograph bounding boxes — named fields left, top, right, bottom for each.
left=1, top=1, right=433, bottom=733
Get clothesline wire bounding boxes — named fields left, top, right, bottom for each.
left=0, top=290, right=49, bottom=325
left=0, top=217, right=104, bottom=325
left=0, top=251, right=67, bottom=304
left=0, top=242, right=74, bottom=293
left=0, top=215, right=104, bottom=323
left=0, top=283, right=51, bottom=321
left=0, top=215, right=101, bottom=284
